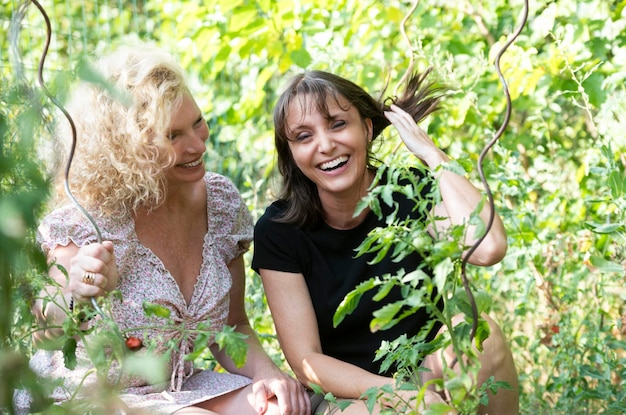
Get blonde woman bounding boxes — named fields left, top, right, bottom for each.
left=18, top=44, right=309, bottom=415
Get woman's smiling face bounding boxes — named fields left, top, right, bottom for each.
left=285, top=93, right=373, bottom=201
left=165, top=93, right=209, bottom=186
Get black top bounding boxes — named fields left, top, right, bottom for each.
left=252, top=168, right=442, bottom=376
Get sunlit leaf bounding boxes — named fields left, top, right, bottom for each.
left=142, top=301, right=171, bottom=319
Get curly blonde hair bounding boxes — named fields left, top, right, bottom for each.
left=52, top=44, right=188, bottom=216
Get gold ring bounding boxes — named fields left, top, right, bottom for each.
left=82, top=271, right=96, bottom=285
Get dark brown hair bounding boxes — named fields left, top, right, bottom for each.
left=273, top=69, right=444, bottom=227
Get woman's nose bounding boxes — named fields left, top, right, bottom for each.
left=185, top=132, right=207, bottom=154
left=317, top=133, right=335, bottom=153
left=194, top=124, right=209, bottom=146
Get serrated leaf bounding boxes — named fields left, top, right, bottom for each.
left=334, top=279, right=377, bottom=327
left=372, top=280, right=396, bottom=302
left=381, top=185, right=394, bottom=207
left=370, top=242, right=391, bottom=264
left=215, top=326, right=249, bottom=368
left=454, top=288, right=492, bottom=317
left=370, top=301, right=403, bottom=332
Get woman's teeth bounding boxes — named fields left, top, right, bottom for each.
left=180, top=159, right=202, bottom=168
left=320, top=156, right=348, bottom=171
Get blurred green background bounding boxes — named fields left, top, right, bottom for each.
left=1, top=0, right=625, bottom=413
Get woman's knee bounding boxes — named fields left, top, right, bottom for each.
left=190, top=385, right=262, bottom=415
left=479, top=314, right=516, bottom=372
left=421, top=313, right=517, bottom=380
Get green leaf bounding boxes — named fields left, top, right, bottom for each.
left=142, top=301, right=171, bottom=318
left=217, top=0, right=245, bottom=14
left=454, top=288, right=492, bottom=317
left=441, top=159, right=470, bottom=176
left=369, top=242, right=392, bottom=265
left=584, top=221, right=623, bottom=234
left=76, top=59, right=132, bottom=106
left=370, top=301, right=403, bottom=332
left=468, top=198, right=486, bottom=238
left=589, top=256, right=625, bottom=273
left=62, top=337, right=77, bottom=370
left=474, top=318, right=491, bottom=352
left=372, top=280, right=396, bottom=302
left=381, top=185, right=394, bottom=207
left=290, top=49, right=312, bottom=68
left=309, top=383, right=324, bottom=394
left=433, top=258, right=454, bottom=294
left=423, top=403, right=458, bottom=415
left=334, top=279, right=378, bottom=327
left=608, top=170, right=626, bottom=199
left=228, top=6, right=258, bottom=32
left=214, top=326, right=249, bottom=368
left=123, top=353, right=168, bottom=384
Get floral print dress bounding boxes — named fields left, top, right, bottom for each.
left=16, top=172, right=253, bottom=414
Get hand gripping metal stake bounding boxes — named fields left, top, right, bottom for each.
left=31, top=0, right=105, bottom=318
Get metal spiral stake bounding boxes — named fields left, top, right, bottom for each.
left=396, top=0, right=529, bottom=351
left=460, top=0, right=529, bottom=343
left=31, top=0, right=105, bottom=317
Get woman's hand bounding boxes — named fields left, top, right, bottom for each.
left=385, top=104, right=507, bottom=264
left=384, top=104, right=447, bottom=168
left=251, top=368, right=310, bottom=415
left=68, top=241, right=118, bottom=304
left=33, top=241, right=117, bottom=345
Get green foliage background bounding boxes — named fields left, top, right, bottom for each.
left=1, top=0, right=625, bottom=413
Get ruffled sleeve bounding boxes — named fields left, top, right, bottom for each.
left=37, top=205, right=103, bottom=255
left=205, top=172, right=253, bottom=263
left=37, top=204, right=133, bottom=257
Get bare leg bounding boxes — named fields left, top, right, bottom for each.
left=173, top=407, right=218, bottom=415
left=421, top=314, right=519, bottom=415
left=173, top=385, right=276, bottom=415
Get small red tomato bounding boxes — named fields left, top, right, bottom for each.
left=125, top=336, right=143, bottom=351
left=550, top=325, right=560, bottom=334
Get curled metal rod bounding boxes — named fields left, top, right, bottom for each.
left=395, top=0, right=420, bottom=96
left=460, top=0, right=529, bottom=341
left=30, top=0, right=104, bottom=317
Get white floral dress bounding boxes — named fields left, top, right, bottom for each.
left=16, top=172, right=253, bottom=414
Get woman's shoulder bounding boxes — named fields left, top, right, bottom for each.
left=256, top=200, right=288, bottom=223
left=204, top=171, right=236, bottom=189
left=203, top=172, right=241, bottom=200
left=203, top=171, right=253, bottom=232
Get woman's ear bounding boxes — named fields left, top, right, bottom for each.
left=365, top=118, right=373, bottom=142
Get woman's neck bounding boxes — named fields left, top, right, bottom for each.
left=136, top=180, right=204, bottom=218
left=320, top=169, right=374, bottom=230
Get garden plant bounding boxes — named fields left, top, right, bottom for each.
left=1, top=0, right=625, bottom=414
